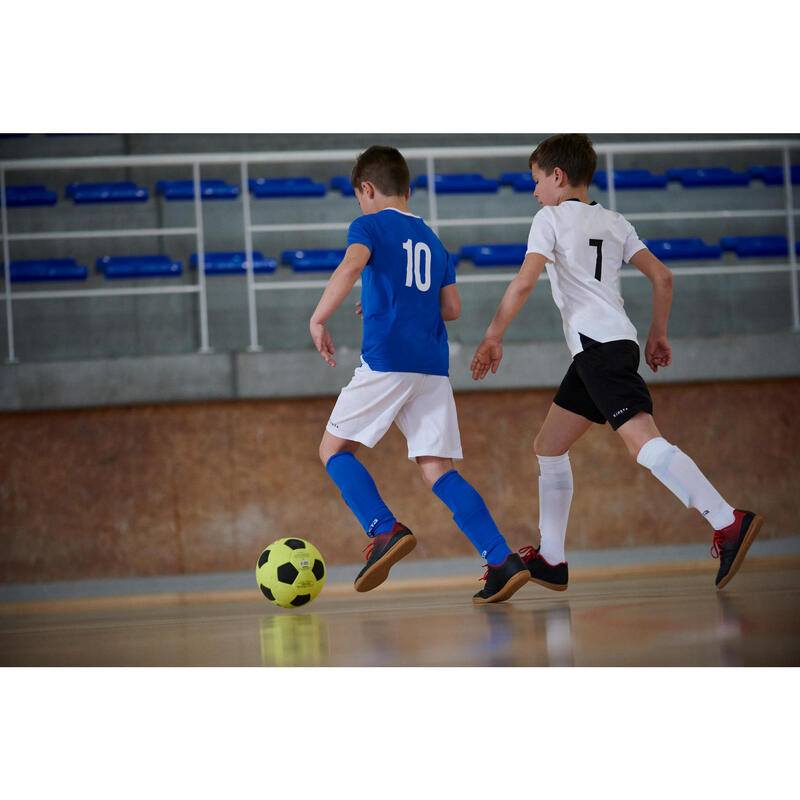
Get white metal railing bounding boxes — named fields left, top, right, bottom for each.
left=1, top=137, right=798, bottom=362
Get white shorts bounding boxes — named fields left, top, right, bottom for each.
left=326, top=359, right=463, bottom=460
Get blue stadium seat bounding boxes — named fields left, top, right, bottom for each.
left=3, top=185, right=58, bottom=207
left=460, top=243, right=527, bottom=266
left=643, top=238, right=722, bottom=260
left=249, top=178, right=326, bottom=198
left=156, top=180, right=239, bottom=200
left=66, top=181, right=149, bottom=203
left=189, top=251, right=277, bottom=274
left=281, top=248, right=346, bottom=271
left=331, top=176, right=355, bottom=196
left=747, top=165, right=800, bottom=186
left=665, top=168, right=750, bottom=187
left=415, top=174, right=500, bottom=194
left=97, top=255, right=182, bottom=278
left=720, top=236, right=789, bottom=257
left=512, top=175, right=536, bottom=192
left=499, top=172, right=529, bottom=186
left=5, top=258, right=87, bottom=282
left=593, top=169, right=668, bottom=190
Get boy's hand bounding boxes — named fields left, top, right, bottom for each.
left=355, top=300, right=362, bottom=318
left=310, top=321, right=336, bottom=367
left=470, top=336, right=503, bottom=380
left=645, top=334, right=671, bottom=372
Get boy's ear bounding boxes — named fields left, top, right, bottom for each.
left=360, top=181, right=376, bottom=198
left=553, top=167, right=568, bottom=186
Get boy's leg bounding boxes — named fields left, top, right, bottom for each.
left=321, top=431, right=396, bottom=537
left=321, top=365, right=433, bottom=591
left=617, top=412, right=735, bottom=527
left=421, top=456, right=510, bottom=565
left=618, top=412, right=763, bottom=588
left=532, top=403, right=592, bottom=567
left=421, top=456, right=528, bottom=604
left=321, top=430, right=415, bottom=592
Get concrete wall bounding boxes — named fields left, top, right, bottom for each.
left=1, top=377, right=798, bottom=584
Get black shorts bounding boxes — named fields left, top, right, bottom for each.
left=553, top=335, right=653, bottom=431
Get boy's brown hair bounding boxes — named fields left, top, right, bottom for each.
left=350, top=145, right=411, bottom=196
left=528, top=134, right=597, bottom=187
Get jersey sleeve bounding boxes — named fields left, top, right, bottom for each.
left=621, top=216, right=647, bottom=263
left=526, top=208, right=556, bottom=261
left=442, top=250, right=456, bottom=287
left=347, top=215, right=374, bottom=252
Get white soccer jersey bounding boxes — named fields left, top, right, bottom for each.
left=526, top=200, right=647, bottom=357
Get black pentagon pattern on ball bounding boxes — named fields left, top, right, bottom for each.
left=284, top=538, right=306, bottom=550
left=260, top=584, right=275, bottom=601
left=291, top=594, right=311, bottom=607
left=257, top=549, right=270, bottom=568
left=312, top=559, right=325, bottom=581
left=277, top=562, right=299, bottom=585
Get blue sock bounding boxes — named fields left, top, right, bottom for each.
left=325, top=452, right=397, bottom=537
left=432, top=470, right=511, bottom=564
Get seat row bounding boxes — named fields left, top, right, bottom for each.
left=4, top=165, right=799, bottom=207
left=4, top=236, right=799, bottom=282
left=460, top=236, right=800, bottom=266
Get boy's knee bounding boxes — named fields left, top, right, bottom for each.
left=533, top=433, right=567, bottom=458
left=319, top=437, right=345, bottom=466
left=416, top=456, right=453, bottom=489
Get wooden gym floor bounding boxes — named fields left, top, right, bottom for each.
left=1, top=559, right=798, bottom=667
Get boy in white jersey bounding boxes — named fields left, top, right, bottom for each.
left=311, top=145, right=529, bottom=603
left=470, top=134, right=762, bottom=591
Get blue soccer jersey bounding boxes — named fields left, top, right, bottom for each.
left=347, top=208, right=456, bottom=376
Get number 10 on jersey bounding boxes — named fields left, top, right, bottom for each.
left=403, top=239, right=432, bottom=292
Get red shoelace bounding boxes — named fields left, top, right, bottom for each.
left=362, top=541, right=376, bottom=561
left=518, top=545, right=537, bottom=563
left=710, top=531, right=724, bottom=559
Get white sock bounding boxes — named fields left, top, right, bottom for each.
left=537, top=453, right=573, bottom=564
left=636, top=437, right=735, bottom=530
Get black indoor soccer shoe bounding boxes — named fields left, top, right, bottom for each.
left=354, top=523, right=416, bottom=593
left=519, top=545, right=569, bottom=591
left=473, top=553, right=530, bottom=604
left=712, top=509, right=763, bottom=590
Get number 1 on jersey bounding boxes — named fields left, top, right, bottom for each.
left=589, top=238, right=603, bottom=281
left=403, top=239, right=432, bottom=292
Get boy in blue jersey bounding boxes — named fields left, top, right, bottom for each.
left=310, top=145, right=529, bottom=603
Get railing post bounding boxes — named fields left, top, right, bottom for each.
left=240, top=161, right=261, bottom=352
left=192, top=162, right=211, bottom=353
left=1, top=167, right=17, bottom=364
left=605, top=151, right=617, bottom=212
left=782, top=147, right=799, bottom=331
left=426, top=155, right=439, bottom=234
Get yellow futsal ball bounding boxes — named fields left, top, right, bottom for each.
left=256, top=538, right=326, bottom=609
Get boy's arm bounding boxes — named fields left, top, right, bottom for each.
left=628, top=247, right=674, bottom=372
left=470, top=252, right=548, bottom=380
left=440, top=283, right=461, bottom=321
left=309, top=243, right=371, bottom=367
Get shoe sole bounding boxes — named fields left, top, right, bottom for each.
left=529, top=576, right=568, bottom=592
left=473, top=569, right=530, bottom=604
left=716, top=514, right=764, bottom=590
left=354, top=534, right=417, bottom=593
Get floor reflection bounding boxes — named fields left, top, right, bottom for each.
left=715, top=594, right=743, bottom=667
left=480, top=601, right=574, bottom=666
left=259, top=613, right=330, bottom=667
